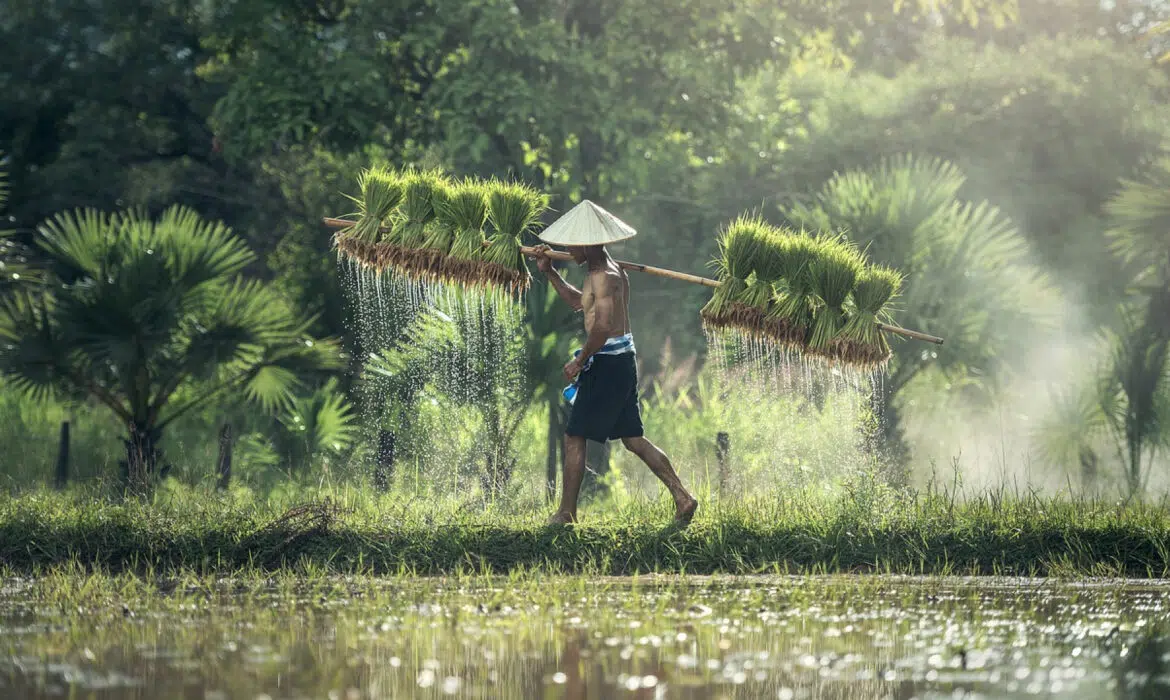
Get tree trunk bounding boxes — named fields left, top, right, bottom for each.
left=53, top=421, right=70, bottom=490
left=121, top=424, right=162, bottom=494
left=480, top=449, right=516, bottom=501
left=1127, top=427, right=1142, bottom=498
left=216, top=423, right=233, bottom=491
left=374, top=430, right=395, bottom=492
left=545, top=398, right=560, bottom=503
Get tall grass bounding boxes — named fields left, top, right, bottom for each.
left=2, top=479, right=1169, bottom=577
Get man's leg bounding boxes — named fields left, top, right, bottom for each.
left=549, top=435, right=588, bottom=524
left=620, top=436, right=698, bottom=524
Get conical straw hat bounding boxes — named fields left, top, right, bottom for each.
left=538, top=200, right=637, bottom=247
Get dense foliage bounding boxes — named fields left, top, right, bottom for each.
left=2, top=0, right=1170, bottom=496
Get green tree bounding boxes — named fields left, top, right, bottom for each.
left=0, top=1, right=227, bottom=225
left=0, top=206, right=342, bottom=490
left=713, top=36, right=1168, bottom=321
left=1103, top=159, right=1170, bottom=494
left=779, top=155, right=1059, bottom=463
left=1034, top=160, right=1170, bottom=496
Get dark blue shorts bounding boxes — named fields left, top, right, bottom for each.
left=565, top=354, right=644, bottom=443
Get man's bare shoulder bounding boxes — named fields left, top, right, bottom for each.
left=588, top=266, right=623, bottom=289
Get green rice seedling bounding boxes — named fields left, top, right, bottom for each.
left=336, top=166, right=404, bottom=271
left=394, top=169, right=447, bottom=276
left=806, top=233, right=866, bottom=359
left=483, top=179, right=547, bottom=294
left=436, top=180, right=490, bottom=286
left=420, top=183, right=453, bottom=253
left=766, top=230, right=820, bottom=347
left=840, top=264, right=903, bottom=367
left=413, top=178, right=455, bottom=279
left=346, top=166, right=404, bottom=244
left=700, top=215, right=770, bottom=330
left=733, top=226, right=790, bottom=333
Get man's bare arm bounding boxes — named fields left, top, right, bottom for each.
left=533, top=245, right=583, bottom=311
left=546, top=268, right=584, bottom=311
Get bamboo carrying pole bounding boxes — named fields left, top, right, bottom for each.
left=323, top=217, right=944, bottom=345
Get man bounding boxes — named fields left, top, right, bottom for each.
left=531, top=200, right=698, bottom=526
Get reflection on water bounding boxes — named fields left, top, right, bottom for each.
left=1, top=575, right=1169, bottom=699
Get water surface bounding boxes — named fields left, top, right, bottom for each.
left=2, top=575, right=1168, bottom=698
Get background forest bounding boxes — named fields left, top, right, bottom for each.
left=2, top=0, right=1170, bottom=500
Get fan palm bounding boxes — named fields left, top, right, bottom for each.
left=0, top=205, right=343, bottom=491
left=1096, top=160, right=1170, bottom=495
left=1101, top=312, right=1170, bottom=496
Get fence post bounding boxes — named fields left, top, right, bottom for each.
left=54, top=421, right=71, bottom=490
left=374, top=430, right=395, bottom=492
left=716, top=432, right=730, bottom=495
left=216, top=423, right=233, bottom=491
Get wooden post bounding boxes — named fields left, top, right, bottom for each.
left=216, top=423, right=233, bottom=491
left=716, top=432, right=730, bottom=495
left=53, top=421, right=70, bottom=490
left=374, top=430, right=395, bottom=492
left=584, top=440, right=611, bottom=495
left=545, top=400, right=559, bottom=503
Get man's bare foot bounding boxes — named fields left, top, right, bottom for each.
left=547, top=511, right=577, bottom=525
left=673, top=497, right=698, bottom=527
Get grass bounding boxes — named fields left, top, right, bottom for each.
left=3, top=482, right=1169, bottom=577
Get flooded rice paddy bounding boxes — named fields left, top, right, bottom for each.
left=2, top=575, right=1168, bottom=699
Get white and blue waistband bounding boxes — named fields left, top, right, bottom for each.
left=593, top=333, right=636, bottom=356
left=563, top=334, right=636, bottom=404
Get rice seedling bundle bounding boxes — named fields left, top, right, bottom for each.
left=394, top=169, right=448, bottom=278
left=838, top=264, right=903, bottom=367
left=483, top=180, right=547, bottom=294
left=414, top=179, right=455, bottom=279
left=732, top=227, right=790, bottom=334
left=336, top=166, right=404, bottom=271
left=436, top=180, right=490, bottom=286
left=765, top=231, right=820, bottom=347
left=700, top=215, right=770, bottom=331
left=806, top=234, right=865, bottom=359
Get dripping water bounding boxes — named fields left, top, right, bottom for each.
left=339, top=261, right=528, bottom=496
left=703, top=327, right=889, bottom=497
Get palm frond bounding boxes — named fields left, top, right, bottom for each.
left=242, top=365, right=302, bottom=414
left=1106, top=160, right=1170, bottom=272
left=276, top=379, right=358, bottom=464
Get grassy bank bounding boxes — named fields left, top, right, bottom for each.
left=2, top=484, right=1169, bottom=577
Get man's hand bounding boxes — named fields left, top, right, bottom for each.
left=563, top=357, right=584, bottom=382
left=533, top=244, right=554, bottom=274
